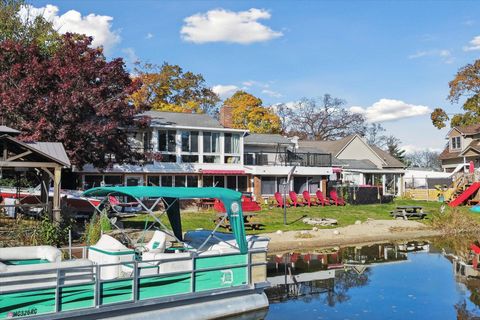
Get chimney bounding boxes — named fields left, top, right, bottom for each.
left=219, top=105, right=235, bottom=128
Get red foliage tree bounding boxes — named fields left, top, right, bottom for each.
left=0, top=34, right=141, bottom=169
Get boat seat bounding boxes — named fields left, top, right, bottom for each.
left=141, top=252, right=193, bottom=274
left=0, top=245, right=62, bottom=263
left=88, top=234, right=135, bottom=280
left=144, top=230, right=167, bottom=253
left=0, top=259, right=94, bottom=293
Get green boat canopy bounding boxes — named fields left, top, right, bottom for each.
left=83, top=186, right=248, bottom=253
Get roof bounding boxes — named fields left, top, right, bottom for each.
left=370, top=145, right=406, bottom=168
left=460, top=140, right=480, bottom=156
left=0, top=135, right=70, bottom=167
left=298, top=135, right=353, bottom=155
left=453, top=124, right=480, bottom=135
left=438, top=146, right=461, bottom=160
left=26, top=142, right=71, bottom=167
left=244, top=133, right=293, bottom=145
left=137, top=111, right=224, bottom=129
left=0, top=125, right=20, bottom=135
left=339, top=159, right=378, bottom=170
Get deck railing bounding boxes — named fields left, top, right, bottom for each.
left=0, top=247, right=268, bottom=319
left=244, top=151, right=332, bottom=167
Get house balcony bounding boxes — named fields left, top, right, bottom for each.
left=244, top=151, right=332, bottom=167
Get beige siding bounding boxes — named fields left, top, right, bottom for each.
left=336, top=136, right=383, bottom=168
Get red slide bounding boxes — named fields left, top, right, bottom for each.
left=449, top=182, right=480, bottom=207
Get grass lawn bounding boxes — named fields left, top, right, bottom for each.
left=122, top=199, right=476, bottom=235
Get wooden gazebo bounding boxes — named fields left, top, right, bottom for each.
left=0, top=129, right=71, bottom=221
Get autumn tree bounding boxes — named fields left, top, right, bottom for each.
left=223, top=91, right=281, bottom=134
left=0, top=34, right=140, bottom=169
left=0, top=0, right=60, bottom=52
left=431, top=59, right=480, bottom=129
left=284, top=95, right=366, bottom=140
left=130, top=62, right=220, bottom=114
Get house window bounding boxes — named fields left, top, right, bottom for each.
left=203, top=155, right=221, bottom=163
left=147, top=176, right=160, bottom=186
left=161, top=176, right=173, bottom=187
left=224, top=133, right=240, bottom=154
left=181, top=131, right=198, bottom=152
left=238, top=176, right=248, bottom=192
left=157, top=154, right=177, bottom=163
left=104, top=175, right=123, bottom=187
left=293, top=177, right=308, bottom=194
left=84, top=175, right=103, bottom=189
left=203, top=176, right=214, bottom=187
left=227, top=176, right=237, bottom=190
left=158, top=130, right=176, bottom=152
left=451, top=136, right=461, bottom=150
left=175, top=175, right=186, bottom=187
left=181, top=155, right=199, bottom=163
left=261, top=177, right=276, bottom=195
left=187, top=175, right=198, bottom=187
left=143, top=131, right=152, bottom=151
left=214, top=176, right=225, bottom=188
left=203, top=132, right=220, bottom=153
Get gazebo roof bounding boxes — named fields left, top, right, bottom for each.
left=0, top=135, right=71, bottom=168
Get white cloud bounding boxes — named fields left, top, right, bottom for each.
left=212, top=85, right=239, bottom=99
left=350, top=99, right=432, bottom=123
left=464, top=35, right=480, bottom=51
left=408, top=49, right=454, bottom=64
left=261, top=89, right=282, bottom=98
left=20, top=4, right=120, bottom=53
left=180, top=8, right=283, bottom=44
left=464, top=19, right=475, bottom=26
left=145, top=33, right=154, bottom=39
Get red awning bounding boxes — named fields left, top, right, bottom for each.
left=201, top=170, right=246, bottom=175
left=332, top=167, right=342, bottom=173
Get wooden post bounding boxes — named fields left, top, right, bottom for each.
left=53, top=167, right=62, bottom=222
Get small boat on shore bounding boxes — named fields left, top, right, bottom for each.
left=0, top=187, right=270, bottom=319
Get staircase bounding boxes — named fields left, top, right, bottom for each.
left=448, top=171, right=480, bottom=207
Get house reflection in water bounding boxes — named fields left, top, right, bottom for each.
left=265, top=242, right=415, bottom=303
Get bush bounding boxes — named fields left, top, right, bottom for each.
left=84, top=210, right=111, bottom=245
left=33, top=215, right=73, bottom=247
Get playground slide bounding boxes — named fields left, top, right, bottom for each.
left=449, top=182, right=480, bottom=207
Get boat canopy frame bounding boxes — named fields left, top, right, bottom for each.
left=83, top=186, right=248, bottom=253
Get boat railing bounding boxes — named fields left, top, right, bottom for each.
left=0, top=247, right=268, bottom=316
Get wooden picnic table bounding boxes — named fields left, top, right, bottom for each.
left=390, top=205, right=427, bottom=220
left=214, top=212, right=263, bottom=230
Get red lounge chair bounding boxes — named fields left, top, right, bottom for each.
left=274, top=192, right=290, bottom=208
left=302, top=191, right=318, bottom=207
left=214, top=195, right=261, bottom=213
left=289, top=191, right=306, bottom=207
left=315, top=190, right=331, bottom=206
left=330, top=190, right=346, bottom=206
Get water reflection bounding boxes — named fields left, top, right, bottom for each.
left=266, top=239, right=480, bottom=319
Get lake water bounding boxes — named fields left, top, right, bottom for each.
left=262, top=239, right=480, bottom=320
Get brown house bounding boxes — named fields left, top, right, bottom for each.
left=439, top=124, right=480, bottom=172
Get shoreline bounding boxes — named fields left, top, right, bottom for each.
left=261, top=219, right=443, bottom=252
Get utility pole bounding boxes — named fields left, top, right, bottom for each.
left=283, top=166, right=297, bottom=225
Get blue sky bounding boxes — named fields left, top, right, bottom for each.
left=29, top=0, right=480, bottom=152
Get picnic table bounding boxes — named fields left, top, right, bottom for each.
left=214, top=212, right=263, bottom=230
left=390, top=205, right=427, bottom=220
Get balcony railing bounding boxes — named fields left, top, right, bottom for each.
left=244, top=151, right=331, bottom=167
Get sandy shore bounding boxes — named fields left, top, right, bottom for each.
left=262, top=219, right=442, bottom=252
